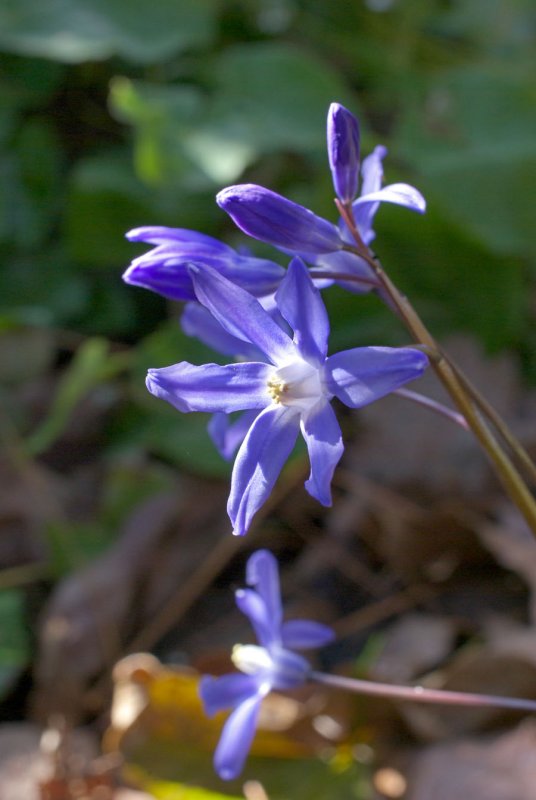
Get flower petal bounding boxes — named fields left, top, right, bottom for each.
left=228, top=405, right=300, bottom=536
left=213, top=690, right=267, bottom=780
left=327, top=103, right=361, bottom=203
left=275, top=258, right=330, bottom=364
left=352, top=144, right=387, bottom=244
left=200, top=673, right=262, bottom=716
left=246, top=550, right=283, bottom=634
left=189, top=264, right=294, bottom=366
left=146, top=361, right=272, bottom=413
left=326, top=347, right=429, bottom=409
left=124, top=228, right=284, bottom=301
left=311, top=250, right=377, bottom=294
left=217, top=184, right=344, bottom=256
left=208, top=410, right=260, bottom=460
left=354, top=183, right=426, bottom=215
left=181, top=303, right=264, bottom=360
left=301, top=401, right=343, bottom=505
left=126, top=226, right=234, bottom=251
left=123, top=254, right=197, bottom=301
left=235, top=588, right=278, bottom=648
left=281, top=619, right=335, bottom=649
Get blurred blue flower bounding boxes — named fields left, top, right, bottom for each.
left=123, top=226, right=285, bottom=302
left=200, top=549, right=335, bottom=780
left=146, top=257, right=428, bottom=535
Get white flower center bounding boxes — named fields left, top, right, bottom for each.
left=267, top=358, right=325, bottom=413
left=232, top=644, right=273, bottom=675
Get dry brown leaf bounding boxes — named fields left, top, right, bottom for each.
left=397, top=619, right=536, bottom=740
left=406, top=719, right=536, bottom=800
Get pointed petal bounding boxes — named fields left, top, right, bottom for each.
left=217, top=184, right=344, bottom=255
left=354, top=183, right=426, bottom=215
left=208, top=410, right=260, bottom=460
left=301, top=401, right=343, bottom=505
left=122, top=257, right=196, bottom=301
left=213, top=690, right=267, bottom=780
left=246, top=550, right=283, bottom=633
left=126, top=226, right=233, bottom=251
left=235, top=588, right=278, bottom=648
left=229, top=254, right=286, bottom=298
left=352, top=145, right=387, bottom=244
left=181, top=303, right=264, bottom=360
left=146, top=361, right=272, bottom=413
left=189, top=264, right=294, bottom=366
left=281, top=619, right=336, bottom=649
left=275, top=258, right=329, bottom=364
left=200, top=673, right=261, bottom=716
left=360, top=145, right=387, bottom=196
left=228, top=405, right=300, bottom=536
left=326, top=347, right=429, bottom=409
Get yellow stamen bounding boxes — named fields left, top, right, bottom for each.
left=267, top=377, right=288, bottom=404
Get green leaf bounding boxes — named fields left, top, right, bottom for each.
left=373, top=198, right=528, bottom=351
left=110, top=44, right=355, bottom=187
left=397, top=67, right=536, bottom=258
left=144, top=779, right=242, bottom=800
left=0, top=0, right=219, bottom=64
left=202, top=42, right=354, bottom=160
left=0, top=589, right=30, bottom=696
left=25, top=337, right=128, bottom=455
left=109, top=80, right=214, bottom=189
left=65, top=151, right=156, bottom=267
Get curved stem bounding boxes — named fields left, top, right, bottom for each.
left=335, top=200, right=536, bottom=535
left=311, top=670, right=536, bottom=714
left=393, top=388, right=468, bottom=430
left=445, top=355, right=536, bottom=487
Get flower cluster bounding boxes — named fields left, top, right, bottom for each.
left=124, top=102, right=429, bottom=535
left=200, top=549, right=335, bottom=780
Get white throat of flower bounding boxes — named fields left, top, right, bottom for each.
left=232, top=644, right=273, bottom=675
left=267, top=358, right=326, bottom=413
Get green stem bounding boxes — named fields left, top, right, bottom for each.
left=336, top=200, right=536, bottom=535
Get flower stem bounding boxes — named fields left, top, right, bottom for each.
left=393, top=388, right=468, bottom=430
left=336, top=200, right=536, bottom=535
left=310, top=670, right=536, bottom=714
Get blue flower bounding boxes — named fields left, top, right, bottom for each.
left=216, top=104, right=426, bottom=295
left=146, top=257, right=428, bottom=535
left=123, top=225, right=285, bottom=302
left=200, top=549, right=335, bottom=780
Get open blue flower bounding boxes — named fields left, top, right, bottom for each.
left=123, top=225, right=285, bottom=302
left=146, top=257, right=428, bottom=535
left=200, top=549, right=335, bottom=780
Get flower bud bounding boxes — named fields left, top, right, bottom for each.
left=217, top=184, right=344, bottom=255
left=327, top=103, right=360, bottom=203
